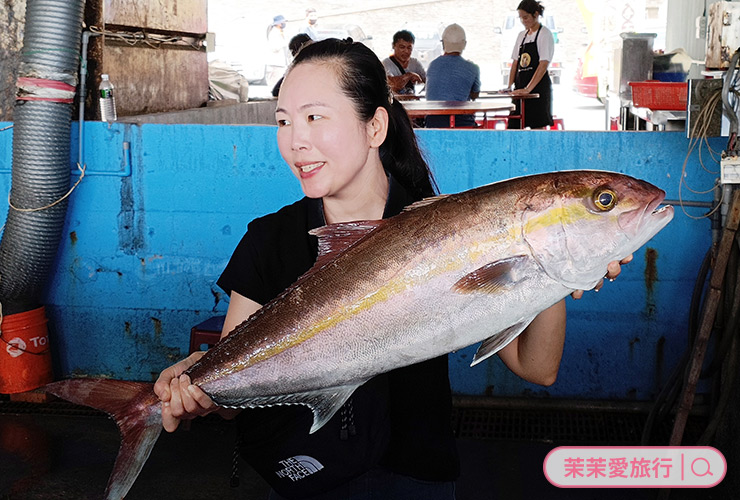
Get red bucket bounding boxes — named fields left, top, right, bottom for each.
left=0, top=306, right=53, bottom=393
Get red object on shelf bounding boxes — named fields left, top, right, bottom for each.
left=628, top=81, right=688, bottom=111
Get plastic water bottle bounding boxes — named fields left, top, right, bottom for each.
left=99, top=74, right=117, bottom=122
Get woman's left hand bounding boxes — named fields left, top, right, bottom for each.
left=511, top=87, right=531, bottom=96
left=571, top=254, right=633, bottom=300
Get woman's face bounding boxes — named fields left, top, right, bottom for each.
left=275, top=61, right=384, bottom=200
left=518, top=10, right=539, bottom=31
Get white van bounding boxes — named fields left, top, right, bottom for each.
left=493, top=12, right=563, bottom=86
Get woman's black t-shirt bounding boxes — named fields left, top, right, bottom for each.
left=217, top=176, right=460, bottom=498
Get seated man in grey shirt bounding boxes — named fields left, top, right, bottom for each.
left=382, top=30, right=426, bottom=95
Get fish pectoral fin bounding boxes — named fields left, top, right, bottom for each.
left=452, top=255, right=530, bottom=294
left=471, top=317, right=535, bottom=367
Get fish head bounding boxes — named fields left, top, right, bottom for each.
left=520, top=171, right=674, bottom=290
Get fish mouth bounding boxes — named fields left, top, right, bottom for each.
left=617, top=191, right=674, bottom=253
left=652, top=203, right=673, bottom=217
left=647, top=192, right=667, bottom=214
left=646, top=193, right=674, bottom=224
left=617, top=191, right=674, bottom=237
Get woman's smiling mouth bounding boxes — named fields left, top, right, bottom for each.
left=297, top=161, right=325, bottom=173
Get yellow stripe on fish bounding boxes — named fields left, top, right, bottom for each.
left=523, top=202, right=608, bottom=235
left=237, top=238, right=504, bottom=370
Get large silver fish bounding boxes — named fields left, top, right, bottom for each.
left=46, top=170, right=673, bottom=499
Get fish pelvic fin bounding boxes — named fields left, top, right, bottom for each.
left=471, top=318, right=535, bottom=367
left=452, top=255, right=530, bottom=294
left=44, top=378, right=163, bottom=500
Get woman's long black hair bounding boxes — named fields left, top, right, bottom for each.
left=289, top=38, right=438, bottom=200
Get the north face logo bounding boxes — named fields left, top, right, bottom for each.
left=275, top=455, right=325, bottom=481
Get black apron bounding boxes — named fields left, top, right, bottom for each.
left=509, top=26, right=553, bottom=129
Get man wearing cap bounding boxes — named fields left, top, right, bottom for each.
left=266, top=15, right=289, bottom=87
left=425, top=23, right=481, bottom=128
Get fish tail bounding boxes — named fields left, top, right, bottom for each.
left=44, top=378, right=163, bottom=500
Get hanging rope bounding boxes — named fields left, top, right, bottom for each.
left=8, top=162, right=86, bottom=212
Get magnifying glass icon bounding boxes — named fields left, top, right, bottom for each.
left=691, top=457, right=713, bottom=477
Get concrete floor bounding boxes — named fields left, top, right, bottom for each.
left=0, top=401, right=730, bottom=500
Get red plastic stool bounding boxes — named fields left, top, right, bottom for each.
left=476, top=116, right=509, bottom=129
left=189, top=315, right=225, bottom=353
left=181, top=315, right=226, bottom=430
left=547, top=117, right=564, bottom=130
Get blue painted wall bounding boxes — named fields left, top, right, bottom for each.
left=0, top=122, right=721, bottom=400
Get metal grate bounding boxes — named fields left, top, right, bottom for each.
left=0, top=399, right=106, bottom=417
left=451, top=407, right=707, bottom=445
left=1, top=399, right=708, bottom=444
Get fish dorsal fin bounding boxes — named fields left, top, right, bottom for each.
left=452, top=255, right=529, bottom=294
left=222, top=222, right=384, bottom=339
left=402, top=194, right=450, bottom=213
left=471, top=318, right=535, bottom=366
left=228, top=384, right=362, bottom=434
left=309, top=221, right=383, bottom=267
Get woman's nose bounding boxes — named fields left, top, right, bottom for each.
left=291, top=125, right=310, bottom=151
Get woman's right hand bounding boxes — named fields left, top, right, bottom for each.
left=154, top=351, right=217, bottom=432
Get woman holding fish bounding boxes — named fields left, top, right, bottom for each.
left=154, top=39, right=629, bottom=499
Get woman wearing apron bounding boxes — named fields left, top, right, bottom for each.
left=507, top=0, right=554, bottom=129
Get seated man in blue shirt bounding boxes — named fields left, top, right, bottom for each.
left=425, top=24, right=481, bottom=128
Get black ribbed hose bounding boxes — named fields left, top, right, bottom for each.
left=0, top=0, right=85, bottom=315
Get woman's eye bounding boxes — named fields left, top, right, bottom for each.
left=593, top=188, right=617, bottom=211
left=276, top=118, right=290, bottom=127
left=308, top=114, right=323, bottom=122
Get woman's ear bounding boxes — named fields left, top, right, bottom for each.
left=367, top=106, right=389, bottom=148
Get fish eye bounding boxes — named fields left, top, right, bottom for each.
left=593, top=188, right=617, bottom=211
